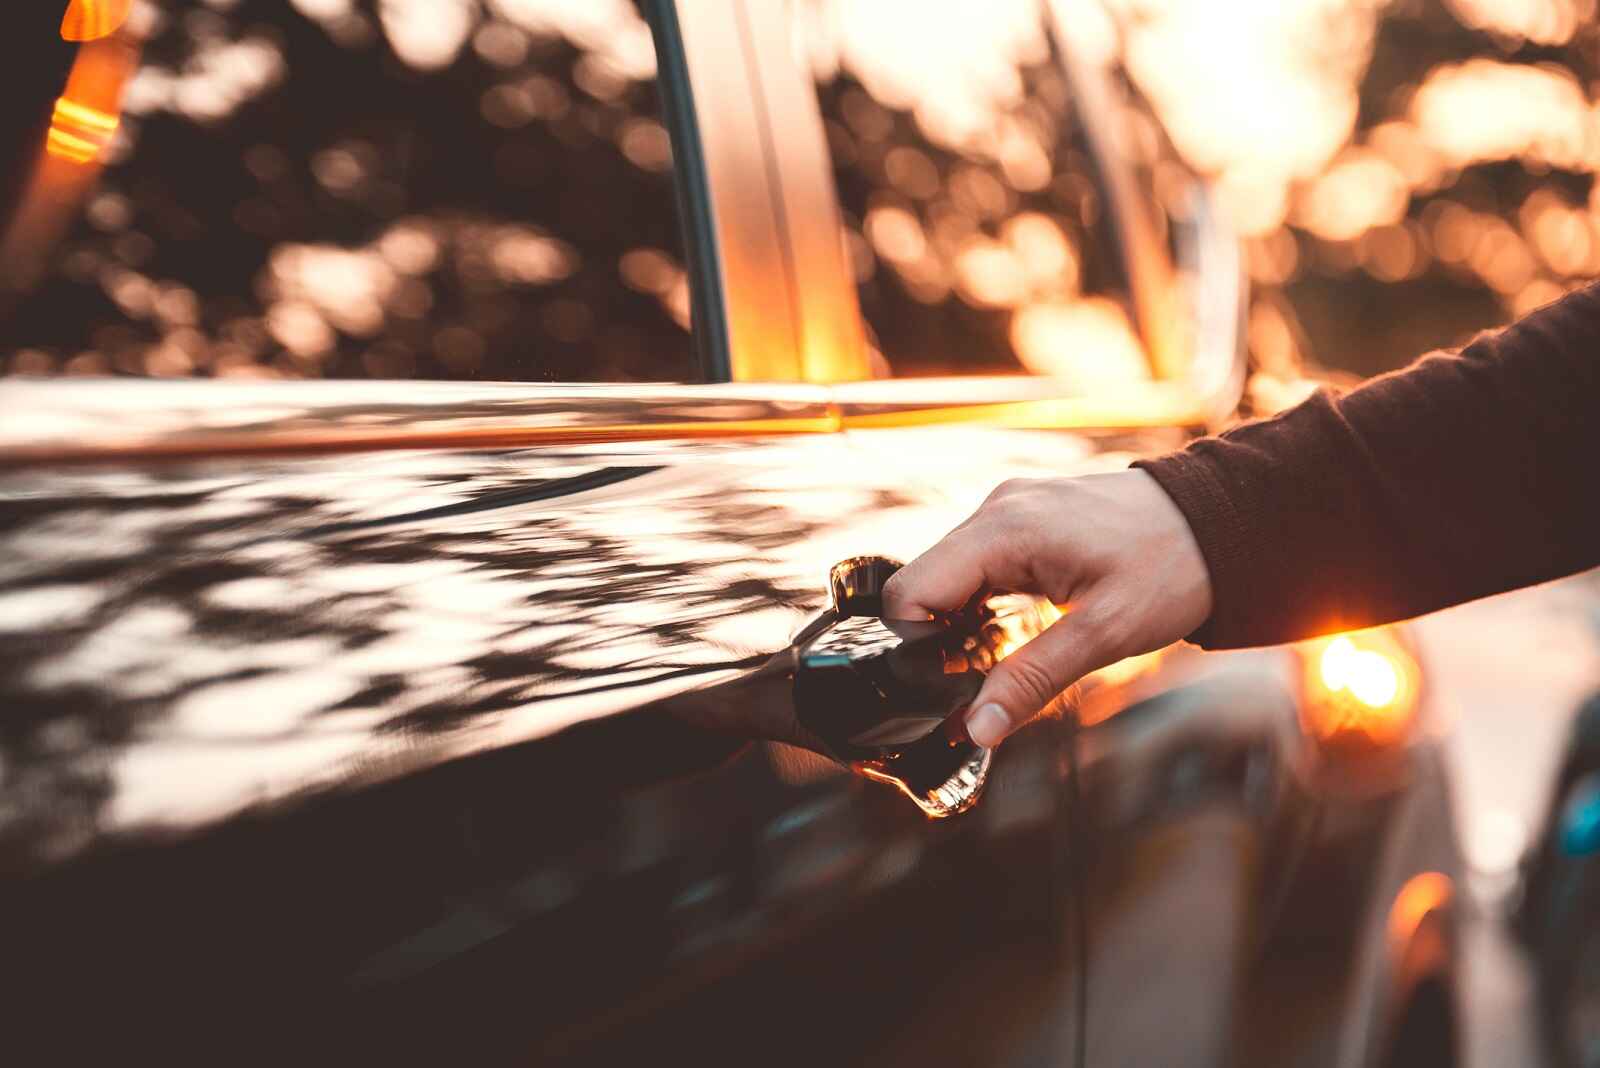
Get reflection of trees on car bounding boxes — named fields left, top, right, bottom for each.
left=0, top=439, right=884, bottom=863
left=1, top=0, right=694, bottom=383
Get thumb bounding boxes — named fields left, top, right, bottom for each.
left=964, top=606, right=1118, bottom=748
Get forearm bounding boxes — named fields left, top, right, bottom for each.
left=1138, top=281, right=1600, bottom=649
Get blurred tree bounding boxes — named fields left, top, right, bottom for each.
left=1241, top=0, right=1600, bottom=386
left=0, top=0, right=695, bottom=382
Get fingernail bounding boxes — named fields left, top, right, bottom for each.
left=967, top=703, right=1009, bottom=748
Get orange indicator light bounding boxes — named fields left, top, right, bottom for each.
left=60, top=0, right=132, bottom=42
left=1300, top=630, right=1421, bottom=751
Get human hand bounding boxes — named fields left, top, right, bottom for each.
left=881, top=470, right=1213, bottom=748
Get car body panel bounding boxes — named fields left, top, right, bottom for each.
left=1, top=396, right=1457, bottom=1064
left=0, top=0, right=1459, bottom=1063
left=1, top=413, right=1110, bottom=1059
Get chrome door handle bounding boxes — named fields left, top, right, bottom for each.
left=791, top=556, right=1050, bottom=816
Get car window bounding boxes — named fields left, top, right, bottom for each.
left=0, top=0, right=696, bottom=383
left=796, top=0, right=1178, bottom=386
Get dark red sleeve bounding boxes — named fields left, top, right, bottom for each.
left=1135, top=281, right=1600, bottom=649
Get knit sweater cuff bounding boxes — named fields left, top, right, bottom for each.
left=1132, top=450, right=1257, bottom=649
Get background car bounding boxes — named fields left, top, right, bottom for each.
left=0, top=1, right=1461, bottom=1064
left=1519, top=613, right=1600, bottom=1068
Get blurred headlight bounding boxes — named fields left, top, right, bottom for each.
left=1298, top=629, right=1422, bottom=754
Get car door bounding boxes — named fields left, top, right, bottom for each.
left=0, top=1, right=1108, bottom=1061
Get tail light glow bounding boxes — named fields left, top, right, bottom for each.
left=1300, top=629, right=1421, bottom=752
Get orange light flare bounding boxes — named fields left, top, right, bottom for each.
left=60, top=0, right=133, bottom=43
left=1298, top=630, right=1422, bottom=751
left=981, top=595, right=1062, bottom=662
left=1386, top=871, right=1453, bottom=955
left=1076, top=647, right=1169, bottom=727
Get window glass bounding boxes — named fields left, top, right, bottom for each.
left=0, top=0, right=694, bottom=383
left=798, top=0, right=1169, bottom=385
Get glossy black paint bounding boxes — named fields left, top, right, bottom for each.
left=0, top=406, right=1459, bottom=1065
left=0, top=2, right=1453, bottom=1062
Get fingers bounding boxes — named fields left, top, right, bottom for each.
left=883, top=522, right=1029, bottom=621
left=882, top=527, right=987, bottom=619
left=964, top=605, right=1120, bottom=748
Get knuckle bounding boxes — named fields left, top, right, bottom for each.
left=985, top=494, right=1046, bottom=558
left=986, top=477, right=1032, bottom=504
left=977, top=491, right=1026, bottom=533
left=1000, top=654, right=1061, bottom=715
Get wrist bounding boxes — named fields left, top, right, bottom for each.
left=1122, top=467, right=1214, bottom=641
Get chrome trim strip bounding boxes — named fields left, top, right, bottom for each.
left=0, top=379, right=836, bottom=465
left=834, top=377, right=1211, bottom=431
left=0, top=373, right=1222, bottom=467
